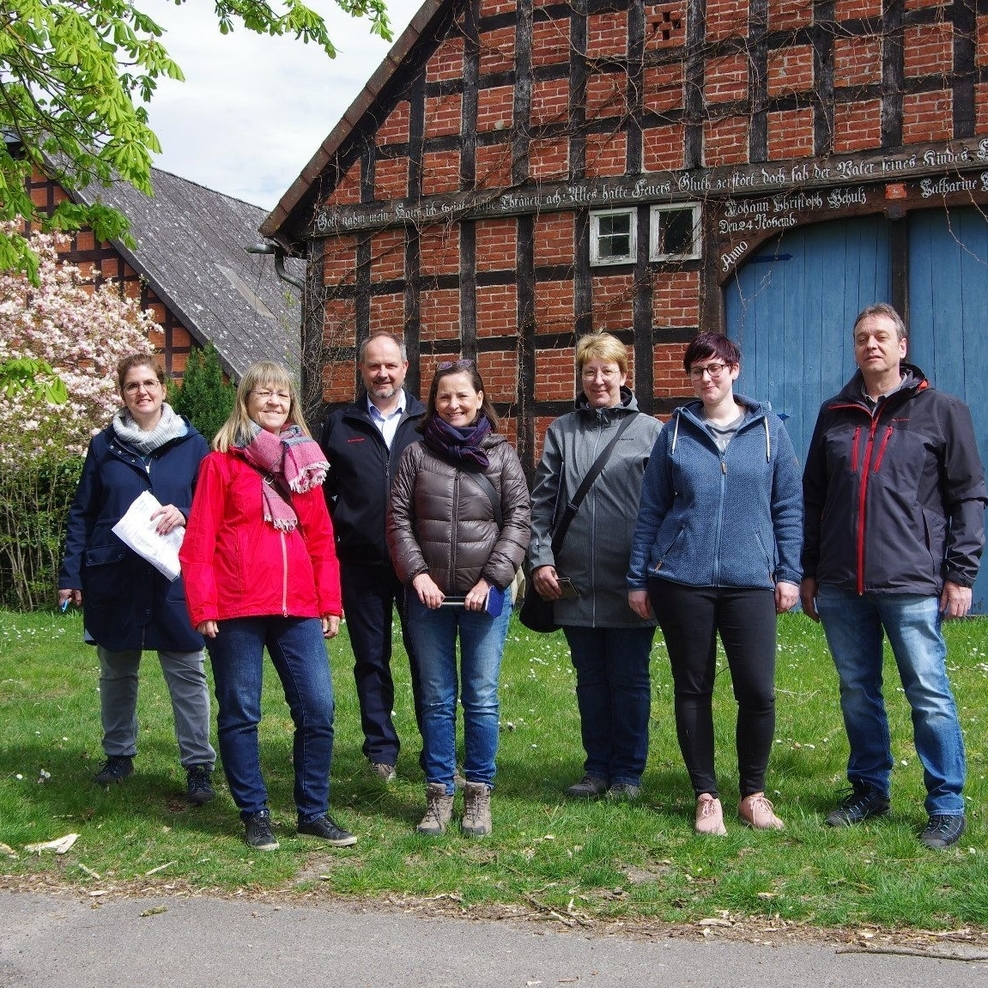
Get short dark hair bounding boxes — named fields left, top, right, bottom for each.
left=853, top=303, right=906, bottom=341
left=421, top=359, right=500, bottom=432
left=683, top=333, right=741, bottom=374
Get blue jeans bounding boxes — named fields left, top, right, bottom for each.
left=562, top=625, right=655, bottom=788
left=207, top=616, right=335, bottom=824
left=405, top=593, right=511, bottom=793
left=816, top=586, right=966, bottom=816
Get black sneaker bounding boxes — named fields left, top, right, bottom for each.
left=244, top=810, right=279, bottom=851
left=565, top=774, right=609, bottom=798
left=606, top=782, right=642, bottom=801
left=94, top=755, right=133, bottom=785
left=297, top=815, right=358, bottom=847
left=825, top=785, right=890, bottom=827
left=919, top=814, right=966, bottom=850
left=186, top=765, right=215, bottom=806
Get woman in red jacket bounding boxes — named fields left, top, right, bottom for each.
left=180, top=361, right=354, bottom=852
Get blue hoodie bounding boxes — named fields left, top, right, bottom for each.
left=628, top=395, right=802, bottom=591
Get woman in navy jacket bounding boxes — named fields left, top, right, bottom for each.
left=58, top=354, right=215, bottom=804
left=628, top=333, right=802, bottom=836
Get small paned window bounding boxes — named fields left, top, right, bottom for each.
left=649, top=204, right=701, bottom=260
left=590, top=209, right=636, bottom=265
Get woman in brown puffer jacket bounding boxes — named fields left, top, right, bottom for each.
left=387, top=359, right=530, bottom=839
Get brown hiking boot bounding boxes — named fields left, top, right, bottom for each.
left=416, top=782, right=454, bottom=835
left=461, top=781, right=492, bottom=837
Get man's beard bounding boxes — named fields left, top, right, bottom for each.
left=370, top=384, right=397, bottom=399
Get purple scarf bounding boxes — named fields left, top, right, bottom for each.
left=233, top=423, right=328, bottom=531
left=422, top=415, right=491, bottom=470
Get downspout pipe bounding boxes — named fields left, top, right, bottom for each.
left=244, top=241, right=305, bottom=292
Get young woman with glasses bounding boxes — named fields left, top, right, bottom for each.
left=628, top=333, right=803, bottom=835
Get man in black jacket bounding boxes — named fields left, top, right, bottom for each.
left=801, top=303, right=986, bottom=849
left=322, top=332, right=426, bottom=781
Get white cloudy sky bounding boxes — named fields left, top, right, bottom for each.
left=139, top=0, right=423, bottom=211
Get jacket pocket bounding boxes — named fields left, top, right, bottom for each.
left=752, top=531, right=775, bottom=582
left=82, top=542, right=131, bottom=602
left=84, top=543, right=127, bottom=568
left=650, top=524, right=687, bottom=573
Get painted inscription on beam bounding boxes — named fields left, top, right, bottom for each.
left=313, top=139, right=988, bottom=236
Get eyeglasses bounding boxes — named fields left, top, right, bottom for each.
left=688, top=362, right=731, bottom=380
left=251, top=389, right=291, bottom=403
left=437, top=359, right=475, bottom=372
left=123, top=380, right=161, bottom=394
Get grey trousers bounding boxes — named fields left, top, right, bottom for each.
left=97, top=646, right=216, bottom=769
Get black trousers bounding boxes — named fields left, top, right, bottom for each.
left=649, top=579, right=777, bottom=799
left=341, top=560, right=423, bottom=766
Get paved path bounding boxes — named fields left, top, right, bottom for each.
left=2, top=891, right=987, bottom=987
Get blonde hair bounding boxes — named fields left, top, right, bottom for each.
left=212, top=361, right=311, bottom=451
left=576, top=332, right=628, bottom=376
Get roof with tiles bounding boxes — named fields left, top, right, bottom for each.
left=76, top=167, right=305, bottom=378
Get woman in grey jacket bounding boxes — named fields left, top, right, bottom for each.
left=388, top=360, right=530, bottom=838
left=529, top=333, right=662, bottom=801
left=628, top=333, right=802, bottom=836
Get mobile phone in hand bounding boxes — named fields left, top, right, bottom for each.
left=556, top=578, right=580, bottom=599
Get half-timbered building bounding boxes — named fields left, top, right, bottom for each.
left=261, top=0, right=988, bottom=599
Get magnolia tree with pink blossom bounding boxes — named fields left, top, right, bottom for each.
left=0, top=226, right=156, bottom=608
left=0, top=227, right=155, bottom=471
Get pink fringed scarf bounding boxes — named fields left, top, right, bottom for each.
left=233, top=424, right=328, bottom=532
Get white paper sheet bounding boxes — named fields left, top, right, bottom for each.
left=111, top=490, right=184, bottom=581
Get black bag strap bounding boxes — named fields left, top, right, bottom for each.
left=469, top=471, right=503, bottom=529
left=552, top=412, right=639, bottom=554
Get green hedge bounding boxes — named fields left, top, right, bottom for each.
left=0, top=456, right=83, bottom=610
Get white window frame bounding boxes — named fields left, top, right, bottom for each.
left=649, top=203, right=702, bottom=261
left=589, top=208, right=636, bottom=266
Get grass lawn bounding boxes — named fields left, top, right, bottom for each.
left=2, top=607, right=987, bottom=935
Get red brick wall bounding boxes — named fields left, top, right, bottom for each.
left=533, top=213, right=575, bottom=267
left=833, top=99, right=883, bottom=152
left=477, top=86, right=515, bottom=132
left=586, top=10, right=628, bottom=58
left=424, top=93, right=462, bottom=137
left=833, top=36, right=881, bottom=87
left=767, top=46, right=814, bottom=95
left=767, top=108, right=815, bottom=159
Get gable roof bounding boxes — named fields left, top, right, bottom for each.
left=260, top=0, right=445, bottom=248
left=77, top=167, right=305, bottom=378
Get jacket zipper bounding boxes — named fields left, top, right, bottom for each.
left=855, top=414, right=887, bottom=595
left=450, top=470, right=460, bottom=585
left=280, top=530, right=289, bottom=616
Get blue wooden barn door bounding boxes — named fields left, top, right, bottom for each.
left=723, top=215, right=892, bottom=464
left=906, top=206, right=988, bottom=611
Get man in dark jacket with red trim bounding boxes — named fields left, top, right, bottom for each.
left=321, top=332, right=426, bottom=781
left=801, top=302, right=986, bottom=850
